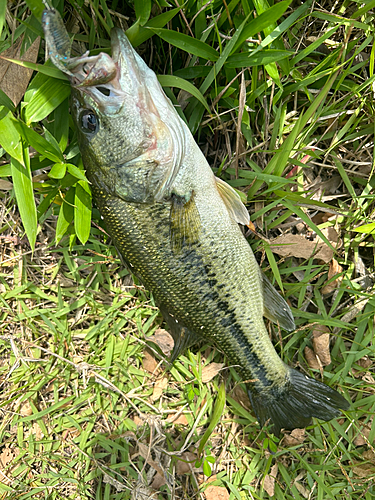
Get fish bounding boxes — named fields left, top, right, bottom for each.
left=42, top=7, right=350, bottom=436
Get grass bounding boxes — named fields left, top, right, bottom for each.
left=1, top=0, right=375, bottom=498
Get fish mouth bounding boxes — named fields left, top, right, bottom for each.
left=69, top=29, right=141, bottom=113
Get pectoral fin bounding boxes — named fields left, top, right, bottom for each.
left=159, top=305, right=201, bottom=362
left=215, top=177, right=250, bottom=225
left=170, top=192, right=201, bottom=254
left=261, top=272, right=295, bottom=331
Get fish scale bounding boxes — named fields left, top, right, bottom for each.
left=97, top=190, right=289, bottom=389
left=42, top=7, right=350, bottom=435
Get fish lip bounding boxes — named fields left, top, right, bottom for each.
left=69, top=29, right=140, bottom=112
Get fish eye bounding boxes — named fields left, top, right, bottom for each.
left=79, top=110, right=99, bottom=134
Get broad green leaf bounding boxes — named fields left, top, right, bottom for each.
left=202, top=460, right=212, bottom=477
left=49, top=163, right=67, bottom=179
left=353, top=222, right=375, bottom=234
left=157, top=75, right=211, bottom=113
left=134, top=0, right=151, bottom=26
left=127, top=7, right=180, bottom=47
left=174, top=66, right=211, bottom=79
left=53, top=98, right=70, bottom=152
left=74, top=180, right=92, bottom=244
left=0, top=57, right=69, bottom=80
left=24, top=0, right=44, bottom=19
left=56, top=188, right=75, bottom=243
left=151, top=28, right=219, bottom=61
left=0, top=165, right=11, bottom=177
left=0, top=107, right=24, bottom=164
left=11, top=155, right=37, bottom=249
left=198, top=383, right=226, bottom=455
left=0, top=88, right=15, bottom=111
left=226, top=49, right=292, bottom=68
left=0, top=1, right=6, bottom=38
left=24, top=78, right=71, bottom=124
left=231, top=1, right=291, bottom=54
left=66, top=163, right=89, bottom=182
left=14, top=120, right=63, bottom=163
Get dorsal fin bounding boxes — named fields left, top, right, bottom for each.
left=215, top=177, right=249, bottom=226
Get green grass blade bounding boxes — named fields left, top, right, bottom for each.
left=0, top=107, right=24, bottom=164
left=126, top=7, right=180, bottom=47
left=11, top=154, right=37, bottom=250
left=198, top=383, right=226, bottom=455
left=74, top=180, right=92, bottom=244
left=231, top=1, right=291, bottom=54
left=15, top=120, right=63, bottom=163
left=226, top=49, right=292, bottom=68
left=157, top=75, right=211, bottom=113
left=151, top=28, right=219, bottom=61
left=134, top=0, right=151, bottom=26
left=0, top=56, right=69, bottom=80
left=24, top=78, right=71, bottom=125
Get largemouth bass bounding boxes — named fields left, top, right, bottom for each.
left=42, top=7, right=349, bottom=435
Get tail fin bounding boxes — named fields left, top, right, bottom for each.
left=248, top=369, right=350, bottom=436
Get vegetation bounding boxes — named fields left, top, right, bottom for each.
left=0, top=0, right=375, bottom=498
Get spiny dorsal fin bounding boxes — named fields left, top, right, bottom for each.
left=170, top=192, right=201, bottom=254
left=215, top=177, right=249, bottom=226
left=261, top=272, right=295, bottom=331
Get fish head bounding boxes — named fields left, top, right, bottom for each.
left=67, top=29, right=186, bottom=202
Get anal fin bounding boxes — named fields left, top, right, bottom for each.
left=261, top=272, right=295, bottom=331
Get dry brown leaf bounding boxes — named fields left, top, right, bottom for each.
left=201, top=362, right=224, bottom=383
left=312, top=325, right=331, bottom=366
left=304, top=346, right=320, bottom=370
left=147, top=328, right=174, bottom=356
left=137, top=442, right=165, bottom=477
left=204, top=485, right=230, bottom=500
left=363, top=372, right=375, bottom=385
left=176, top=451, right=197, bottom=474
left=269, top=234, right=332, bottom=263
left=357, top=356, right=372, bottom=369
left=317, top=227, right=339, bottom=247
left=143, top=350, right=159, bottom=374
left=353, top=423, right=371, bottom=446
left=363, top=450, right=375, bottom=464
left=0, top=36, right=40, bottom=106
left=353, top=463, right=375, bottom=478
left=322, top=258, right=343, bottom=294
left=283, top=428, right=306, bottom=447
left=166, top=413, right=189, bottom=425
left=151, top=376, right=168, bottom=402
left=263, top=464, right=278, bottom=497
left=294, top=480, right=310, bottom=498
left=0, top=179, right=12, bottom=191
left=232, top=385, right=251, bottom=409
left=0, top=445, right=16, bottom=468
left=151, top=472, right=166, bottom=490
left=19, top=401, right=32, bottom=417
